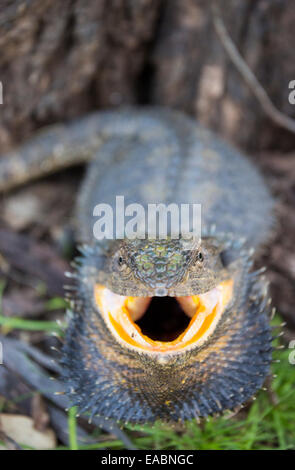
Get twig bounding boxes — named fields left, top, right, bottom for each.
left=0, top=335, right=136, bottom=449
left=211, top=2, right=295, bottom=134
left=265, top=375, right=279, bottom=407
left=0, top=228, right=70, bottom=296
left=0, top=430, right=22, bottom=450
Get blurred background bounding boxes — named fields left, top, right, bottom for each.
left=0, top=0, right=294, bottom=450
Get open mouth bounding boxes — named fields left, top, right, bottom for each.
left=94, top=280, right=233, bottom=354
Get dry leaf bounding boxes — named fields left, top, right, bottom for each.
left=0, top=413, right=56, bottom=449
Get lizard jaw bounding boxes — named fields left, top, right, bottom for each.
left=94, top=279, right=233, bottom=354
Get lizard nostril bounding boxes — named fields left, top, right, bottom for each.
left=155, top=287, right=168, bottom=297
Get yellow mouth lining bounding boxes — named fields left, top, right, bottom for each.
left=94, top=279, right=233, bottom=354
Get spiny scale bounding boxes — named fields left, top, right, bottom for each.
left=61, top=242, right=273, bottom=423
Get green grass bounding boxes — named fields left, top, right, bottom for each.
left=0, top=279, right=294, bottom=450
left=68, top=406, right=79, bottom=450
left=0, top=315, right=65, bottom=334
left=0, top=282, right=66, bottom=335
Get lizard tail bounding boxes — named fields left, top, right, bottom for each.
left=0, top=107, right=178, bottom=193
left=0, top=119, right=101, bottom=193
left=0, top=110, right=130, bottom=192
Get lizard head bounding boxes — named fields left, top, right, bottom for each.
left=77, top=236, right=238, bottom=354
left=96, top=236, right=228, bottom=296
left=62, top=235, right=272, bottom=423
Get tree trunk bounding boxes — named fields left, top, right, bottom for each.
left=1, top=0, right=294, bottom=150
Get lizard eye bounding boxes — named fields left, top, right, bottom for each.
left=113, top=252, right=132, bottom=279
left=197, top=252, right=204, bottom=262
left=117, top=254, right=128, bottom=270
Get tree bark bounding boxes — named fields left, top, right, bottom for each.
left=0, top=0, right=294, bottom=151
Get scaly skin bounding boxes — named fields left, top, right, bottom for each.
left=0, top=107, right=274, bottom=422
left=61, top=236, right=272, bottom=423
left=0, top=107, right=273, bottom=247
